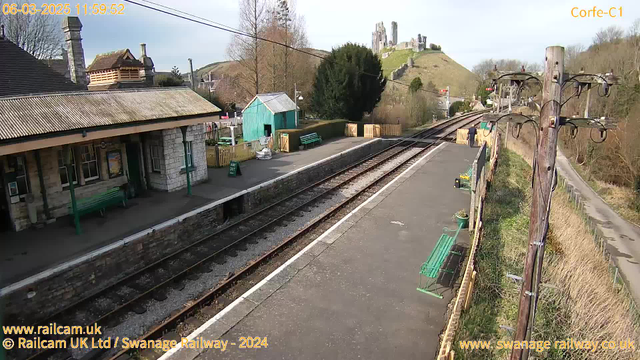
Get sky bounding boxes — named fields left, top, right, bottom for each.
left=25, top=0, right=640, bottom=72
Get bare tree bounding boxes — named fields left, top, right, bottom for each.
left=629, top=19, right=640, bottom=82
left=227, top=0, right=266, bottom=98
left=0, top=0, right=63, bottom=59
left=593, top=25, right=624, bottom=46
left=565, top=44, right=585, bottom=71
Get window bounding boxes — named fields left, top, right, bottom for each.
left=58, top=149, right=77, bottom=187
left=7, top=155, right=29, bottom=198
left=80, top=145, right=100, bottom=181
left=182, top=141, right=193, bottom=169
left=150, top=145, right=162, bottom=172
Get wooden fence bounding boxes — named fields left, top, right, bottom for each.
left=206, top=139, right=272, bottom=167
left=437, top=133, right=501, bottom=359
left=362, top=124, right=402, bottom=138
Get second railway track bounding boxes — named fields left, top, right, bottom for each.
left=7, top=112, right=484, bottom=360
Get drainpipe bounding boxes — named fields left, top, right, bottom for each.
left=64, top=145, right=81, bottom=234
left=180, top=126, right=192, bottom=196
left=34, top=149, right=51, bottom=220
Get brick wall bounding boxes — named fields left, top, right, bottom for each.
left=1, top=139, right=391, bottom=324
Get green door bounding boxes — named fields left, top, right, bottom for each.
left=126, top=143, right=142, bottom=198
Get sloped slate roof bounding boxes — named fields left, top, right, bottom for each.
left=0, top=87, right=221, bottom=141
left=0, top=37, right=84, bottom=96
left=87, top=49, right=144, bottom=72
left=243, top=92, right=297, bottom=114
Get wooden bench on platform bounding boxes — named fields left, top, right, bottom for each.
left=417, top=223, right=463, bottom=298
left=68, top=187, right=127, bottom=220
left=300, top=132, right=322, bottom=149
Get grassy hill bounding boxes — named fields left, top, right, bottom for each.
left=381, top=49, right=477, bottom=98
left=193, top=48, right=330, bottom=80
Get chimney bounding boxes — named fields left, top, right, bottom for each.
left=138, top=43, right=155, bottom=86
left=62, top=17, right=87, bottom=86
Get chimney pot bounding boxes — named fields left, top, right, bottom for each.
left=140, top=43, right=147, bottom=57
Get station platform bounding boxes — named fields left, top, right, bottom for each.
left=0, top=137, right=372, bottom=288
left=166, top=142, right=478, bottom=360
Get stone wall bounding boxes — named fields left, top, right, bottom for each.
left=390, top=63, right=409, bottom=81
left=3, top=138, right=129, bottom=231
left=162, top=124, right=208, bottom=191
left=1, top=139, right=391, bottom=323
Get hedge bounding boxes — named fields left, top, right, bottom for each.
left=276, top=120, right=349, bottom=151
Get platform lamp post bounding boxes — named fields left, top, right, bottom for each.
left=294, top=83, right=303, bottom=128
left=180, top=126, right=192, bottom=196
left=63, top=145, right=81, bottom=235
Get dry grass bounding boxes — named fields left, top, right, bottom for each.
left=455, top=133, right=640, bottom=359
left=594, top=181, right=640, bottom=226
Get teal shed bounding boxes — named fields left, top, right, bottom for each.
left=242, top=92, right=297, bottom=142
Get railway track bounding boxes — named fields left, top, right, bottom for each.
left=6, top=112, right=484, bottom=360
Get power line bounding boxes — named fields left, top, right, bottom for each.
left=123, top=0, right=444, bottom=96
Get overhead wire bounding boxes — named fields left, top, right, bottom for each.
left=124, top=0, right=445, bottom=97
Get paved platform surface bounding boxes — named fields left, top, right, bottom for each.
left=168, top=143, right=478, bottom=360
left=556, top=150, right=640, bottom=304
left=0, top=137, right=371, bottom=287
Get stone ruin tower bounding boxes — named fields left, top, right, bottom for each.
left=371, top=22, right=388, bottom=53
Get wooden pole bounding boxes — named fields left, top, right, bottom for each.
left=510, top=46, right=564, bottom=360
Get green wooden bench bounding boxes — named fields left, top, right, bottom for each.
left=68, top=187, right=127, bottom=219
left=300, top=133, right=322, bottom=149
left=417, top=223, right=464, bottom=298
left=218, top=137, right=233, bottom=146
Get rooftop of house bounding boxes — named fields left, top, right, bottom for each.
left=86, top=49, right=144, bottom=72
left=244, top=92, right=298, bottom=114
left=0, top=87, right=221, bottom=142
left=0, top=33, right=85, bottom=97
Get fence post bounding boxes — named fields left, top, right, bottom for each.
left=214, top=144, right=220, bottom=167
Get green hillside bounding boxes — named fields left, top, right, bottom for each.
left=381, top=50, right=477, bottom=98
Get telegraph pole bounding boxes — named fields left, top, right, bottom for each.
left=510, top=46, right=564, bottom=360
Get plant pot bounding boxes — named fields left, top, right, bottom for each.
left=455, top=214, right=469, bottom=229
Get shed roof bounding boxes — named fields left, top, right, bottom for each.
left=0, top=87, right=220, bottom=142
left=87, top=49, right=144, bottom=72
left=243, top=92, right=297, bottom=114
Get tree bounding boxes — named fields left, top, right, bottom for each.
left=227, top=0, right=266, bottom=97
left=170, top=66, right=181, bottom=78
left=593, top=25, right=624, bottom=46
left=409, top=77, right=423, bottom=93
left=311, top=43, right=386, bottom=121
left=0, top=0, right=63, bottom=59
left=157, top=66, right=184, bottom=87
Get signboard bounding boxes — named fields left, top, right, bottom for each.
left=228, top=160, right=242, bottom=177
left=107, top=150, right=123, bottom=178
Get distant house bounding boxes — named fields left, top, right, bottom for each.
left=86, top=46, right=154, bottom=90
left=242, top=93, right=297, bottom=142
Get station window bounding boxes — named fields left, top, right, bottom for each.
left=150, top=145, right=162, bottom=172
left=58, top=149, right=78, bottom=187
left=80, top=145, right=100, bottom=181
left=7, top=155, right=30, bottom=198
left=182, top=141, right=193, bottom=169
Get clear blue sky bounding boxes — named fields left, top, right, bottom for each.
left=26, top=0, right=640, bottom=72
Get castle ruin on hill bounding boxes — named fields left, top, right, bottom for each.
left=371, top=21, right=426, bottom=54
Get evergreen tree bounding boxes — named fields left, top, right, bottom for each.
left=311, top=43, right=386, bottom=121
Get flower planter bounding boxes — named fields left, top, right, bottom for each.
left=455, top=213, right=469, bottom=229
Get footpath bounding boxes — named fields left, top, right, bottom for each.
left=556, top=150, right=640, bottom=304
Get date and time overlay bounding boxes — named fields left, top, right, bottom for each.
left=2, top=2, right=125, bottom=16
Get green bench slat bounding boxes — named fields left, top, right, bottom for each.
left=420, top=224, right=462, bottom=278
left=69, top=187, right=126, bottom=216
left=300, top=133, right=322, bottom=145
